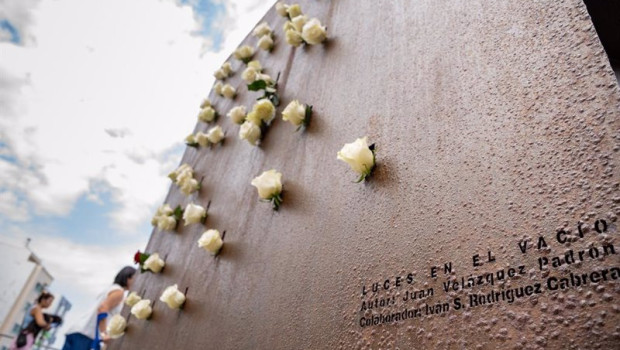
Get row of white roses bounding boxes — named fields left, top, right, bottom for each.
left=276, top=2, right=327, bottom=47
left=106, top=284, right=189, bottom=338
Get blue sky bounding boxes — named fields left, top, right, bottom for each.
left=0, top=19, right=20, bottom=43
left=0, top=0, right=274, bottom=346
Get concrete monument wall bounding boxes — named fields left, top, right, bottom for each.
left=111, top=1, right=620, bottom=348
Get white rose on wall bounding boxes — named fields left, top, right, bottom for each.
left=174, top=165, right=200, bottom=196
left=195, top=131, right=209, bottom=147
left=275, top=2, right=288, bottom=17
left=198, top=229, right=224, bottom=256
left=157, top=215, right=177, bottom=231
left=285, top=29, right=303, bottom=47
left=287, top=4, right=302, bottom=18
left=183, top=203, right=207, bottom=225
left=106, top=314, right=126, bottom=339
left=178, top=177, right=200, bottom=196
left=227, top=106, right=247, bottom=125
left=302, top=18, right=327, bottom=45
left=200, top=98, right=211, bottom=109
left=242, top=66, right=259, bottom=83
left=234, top=45, right=254, bottom=64
left=213, top=68, right=226, bottom=81
left=222, top=84, right=236, bottom=99
left=131, top=299, right=153, bottom=320
left=185, top=133, right=198, bottom=148
left=251, top=169, right=283, bottom=210
left=125, top=292, right=141, bottom=307
left=256, top=73, right=274, bottom=85
left=291, top=15, right=308, bottom=32
left=239, top=121, right=261, bottom=146
left=282, top=100, right=312, bottom=130
left=337, top=137, right=376, bottom=182
left=160, top=285, right=186, bottom=309
left=207, top=126, right=225, bottom=144
left=143, top=253, right=165, bottom=273
left=248, top=60, right=262, bottom=71
left=198, top=106, right=217, bottom=123
left=257, top=35, right=274, bottom=51
left=253, top=99, right=276, bottom=125
left=221, top=62, right=233, bottom=76
left=252, top=22, right=272, bottom=38
left=214, top=81, right=223, bottom=96
left=151, top=204, right=173, bottom=226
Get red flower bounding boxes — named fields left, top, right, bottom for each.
left=134, top=251, right=142, bottom=264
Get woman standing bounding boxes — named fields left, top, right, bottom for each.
left=62, top=266, right=136, bottom=350
left=10, top=291, right=56, bottom=350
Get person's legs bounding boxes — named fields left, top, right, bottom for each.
left=62, top=333, right=93, bottom=350
left=9, top=333, right=34, bottom=350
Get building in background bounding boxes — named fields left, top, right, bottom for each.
left=0, top=240, right=70, bottom=350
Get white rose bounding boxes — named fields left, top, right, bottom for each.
left=152, top=204, right=173, bottom=226
left=283, top=21, right=295, bottom=32
left=227, top=106, right=246, bottom=124
left=239, top=121, right=261, bottom=146
left=285, top=29, right=303, bottom=47
left=253, top=99, right=275, bottom=124
left=287, top=4, right=302, bottom=18
left=337, top=137, right=375, bottom=175
left=178, top=177, right=200, bottom=196
left=251, top=169, right=282, bottom=199
left=106, top=314, right=126, bottom=339
left=207, top=126, right=224, bottom=144
left=214, top=81, right=223, bottom=96
left=200, top=98, right=211, bottom=108
left=291, top=15, right=308, bottom=33
left=125, top=292, right=141, bottom=307
left=247, top=60, right=262, bottom=71
left=221, top=62, right=233, bottom=75
left=198, top=229, right=223, bottom=255
left=198, top=106, right=216, bottom=123
left=245, top=111, right=261, bottom=126
left=157, top=215, right=177, bottom=231
left=302, top=18, right=327, bottom=45
left=234, top=45, right=254, bottom=62
left=282, top=100, right=306, bottom=126
left=257, top=35, right=274, bottom=51
left=252, top=22, right=272, bottom=38
left=275, top=2, right=288, bottom=17
left=131, top=299, right=152, bottom=320
left=242, top=66, right=258, bottom=83
left=185, top=133, right=197, bottom=146
left=143, top=253, right=165, bottom=273
left=159, top=284, right=186, bottom=309
left=176, top=167, right=193, bottom=184
left=168, top=164, right=191, bottom=182
left=213, top=68, right=226, bottom=80
left=183, top=203, right=206, bottom=225
left=195, top=131, right=209, bottom=147
left=256, top=73, right=274, bottom=85
left=222, top=84, right=236, bottom=99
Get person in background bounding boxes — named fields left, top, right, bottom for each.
left=10, top=291, right=57, bottom=350
left=62, top=266, right=136, bottom=350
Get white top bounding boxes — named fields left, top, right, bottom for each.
left=66, top=284, right=124, bottom=339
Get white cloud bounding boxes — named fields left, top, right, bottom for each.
left=0, top=0, right=274, bottom=233
left=0, top=0, right=41, bottom=45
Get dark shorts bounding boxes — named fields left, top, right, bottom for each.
left=62, top=333, right=94, bottom=350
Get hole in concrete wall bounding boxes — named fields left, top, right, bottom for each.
left=583, top=0, right=620, bottom=84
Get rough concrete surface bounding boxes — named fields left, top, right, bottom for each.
left=110, top=1, right=620, bottom=349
